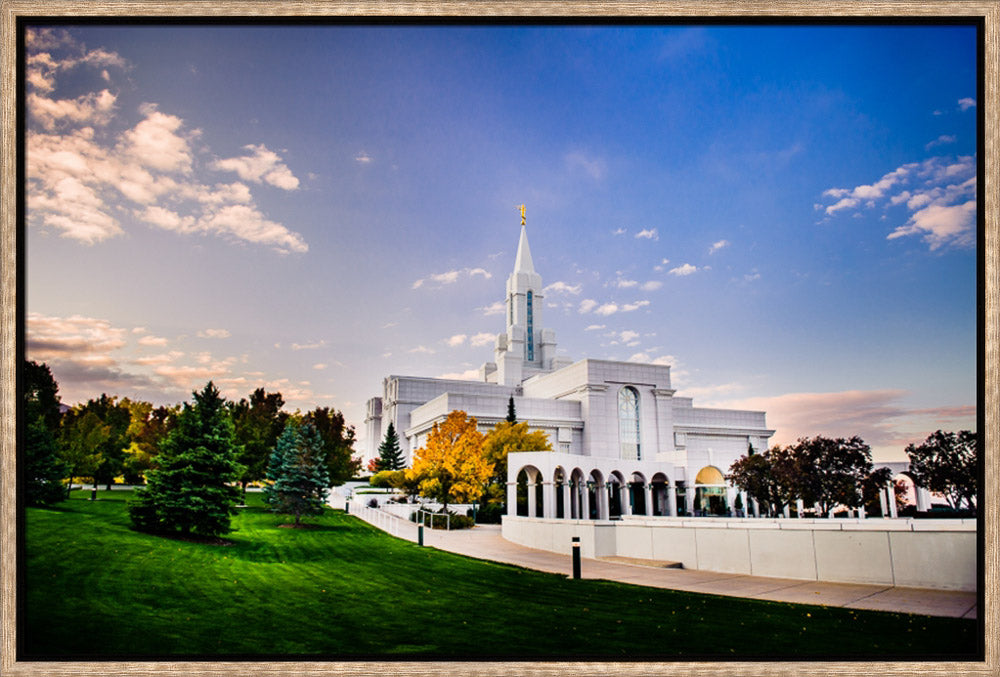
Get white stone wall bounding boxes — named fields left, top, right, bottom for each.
left=501, top=515, right=977, bottom=590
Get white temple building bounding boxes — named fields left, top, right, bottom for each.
left=365, top=216, right=776, bottom=517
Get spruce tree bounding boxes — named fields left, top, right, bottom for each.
left=128, top=382, right=244, bottom=538
left=505, top=396, right=517, bottom=423
left=376, top=421, right=405, bottom=470
left=264, top=421, right=330, bottom=525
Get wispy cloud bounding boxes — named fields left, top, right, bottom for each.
left=197, top=328, right=230, bottom=339
left=565, top=150, right=606, bottom=181
left=412, top=267, right=492, bottom=290
left=709, top=239, right=730, bottom=254
left=958, top=97, right=976, bottom=111
left=544, top=281, right=582, bottom=295
left=925, top=134, right=956, bottom=150
left=479, top=301, right=505, bottom=316
left=821, top=154, right=976, bottom=250
left=354, top=151, right=373, bottom=164
left=290, top=340, right=326, bottom=350
left=469, top=332, right=495, bottom=347
left=584, top=324, right=605, bottom=331
left=446, top=334, right=467, bottom=347
left=634, top=228, right=658, bottom=240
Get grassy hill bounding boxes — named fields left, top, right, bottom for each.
left=21, top=490, right=978, bottom=660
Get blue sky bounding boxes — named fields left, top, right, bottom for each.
left=25, top=24, right=978, bottom=460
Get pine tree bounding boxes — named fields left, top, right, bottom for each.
left=128, top=382, right=244, bottom=538
left=376, top=421, right=405, bottom=470
left=264, top=421, right=330, bottom=525
left=23, top=361, right=66, bottom=505
left=505, top=396, right=517, bottom=423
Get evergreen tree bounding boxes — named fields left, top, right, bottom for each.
left=376, top=421, right=405, bottom=471
left=23, top=361, right=66, bottom=505
left=505, top=396, right=517, bottom=423
left=128, top=382, right=244, bottom=538
left=264, top=421, right=330, bottom=525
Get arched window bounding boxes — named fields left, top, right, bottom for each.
left=525, top=290, right=535, bottom=361
left=618, top=386, right=640, bottom=460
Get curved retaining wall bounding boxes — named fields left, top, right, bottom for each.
left=501, top=515, right=976, bottom=591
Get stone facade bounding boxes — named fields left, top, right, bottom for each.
left=364, top=220, right=774, bottom=505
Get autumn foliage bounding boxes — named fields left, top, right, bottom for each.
left=407, top=410, right=493, bottom=509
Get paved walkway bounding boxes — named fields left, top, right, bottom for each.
left=421, top=524, right=977, bottom=620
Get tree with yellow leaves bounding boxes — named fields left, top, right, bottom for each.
left=407, top=410, right=493, bottom=510
left=481, top=421, right=553, bottom=508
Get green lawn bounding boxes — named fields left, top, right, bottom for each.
left=22, top=490, right=978, bottom=660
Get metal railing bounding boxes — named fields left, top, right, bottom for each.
left=349, top=498, right=419, bottom=541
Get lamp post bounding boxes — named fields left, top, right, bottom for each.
left=571, top=536, right=581, bottom=579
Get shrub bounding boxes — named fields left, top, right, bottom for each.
left=470, top=502, right=503, bottom=524
left=367, top=498, right=378, bottom=508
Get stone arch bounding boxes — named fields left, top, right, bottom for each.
left=607, top=470, right=628, bottom=518
left=650, top=471, right=671, bottom=517
left=514, top=464, right=544, bottom=517
left=694, top=465, right=728, bottom=516
left=553, top=465, right=569, bottom=518
left=587, top=468, right=606, bottom=520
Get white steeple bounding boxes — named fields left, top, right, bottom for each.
left=513, top=223, right=536, bottom=274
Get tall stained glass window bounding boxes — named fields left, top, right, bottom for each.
left=618, top=386, right=640, bottom=460
left=526, top=290, right=534, bottom=361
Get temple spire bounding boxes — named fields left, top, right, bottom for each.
left=513, top=206, right=535, bottom=274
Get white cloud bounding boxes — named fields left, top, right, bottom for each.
left=640, top=280, right=662, bottom=291
left=313, top=363, right=328, bottom=370
left=214, top=143, right=300, bottom=190
left=446, top=334, right=467, bottom=347
left=355, top=151, right=373, bottom=164
left=27, top=312, right=127, bottom=361
left=25, top=34, right=309, bottom=254
left=407, top=345, right=435, bottom=355
left=925, top=134, right=956, bottom=150
left=413, top=267, right=492, bottom=290
left=669, top=263, right=699, bottom=276
left=138, top=335, right=168, bottom=347
left=594, top=303, right=619, bottom=316
left=820, top=155, right=976, bottom=250
left=709, top=239, right=730, bottom=254
left=612, top=227, right=626, bottom=236
left=469, top=332, right=495, bottom=347
left=578, top=299, right=598, bottom=314
left=197, top=328, right=231, bottom=339
left=121, top=104, right=195, bottom=174
left=621, top=300, right=650, bottom=312
left=887, top=200, right=976, bottom=250
left=480, top=301, right=505, bottom=316
left=290, top=340, right=326, bottom=350
left=544, top=281, right=582, bottom=295
left=634, top=228, right=658, bottom=240
left=958, top=97, right=976, bottom=111
left=584, top=324, right=605, bottom=331
left=132, top=351, right=184, bottom=366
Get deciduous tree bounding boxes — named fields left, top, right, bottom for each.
left=230, top=389, right=289, bottom=498
left=789, top=436, right=873, bottom=515
left=302, top=406, right=361, bottom=486
left=481, top=420, right=551, bottom=506
left=906, top=430, right=978, bottom=511
left=407, top=410, right=492, bottom=510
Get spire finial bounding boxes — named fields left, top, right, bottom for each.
left=519, top=204, right=526, bottom=226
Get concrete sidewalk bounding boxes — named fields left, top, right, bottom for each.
left=421, top=524, right=977, bottom=620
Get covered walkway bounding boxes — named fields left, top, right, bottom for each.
left=420, top=524, right=977, bottom=620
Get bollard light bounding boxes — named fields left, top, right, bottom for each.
left=345, top=500, right=350, bottom=514
left=418, top=524, right=424, bottom=547
left=572, top=536, right=581, bottom=579
left=90, top=487, right=97, bottom=501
